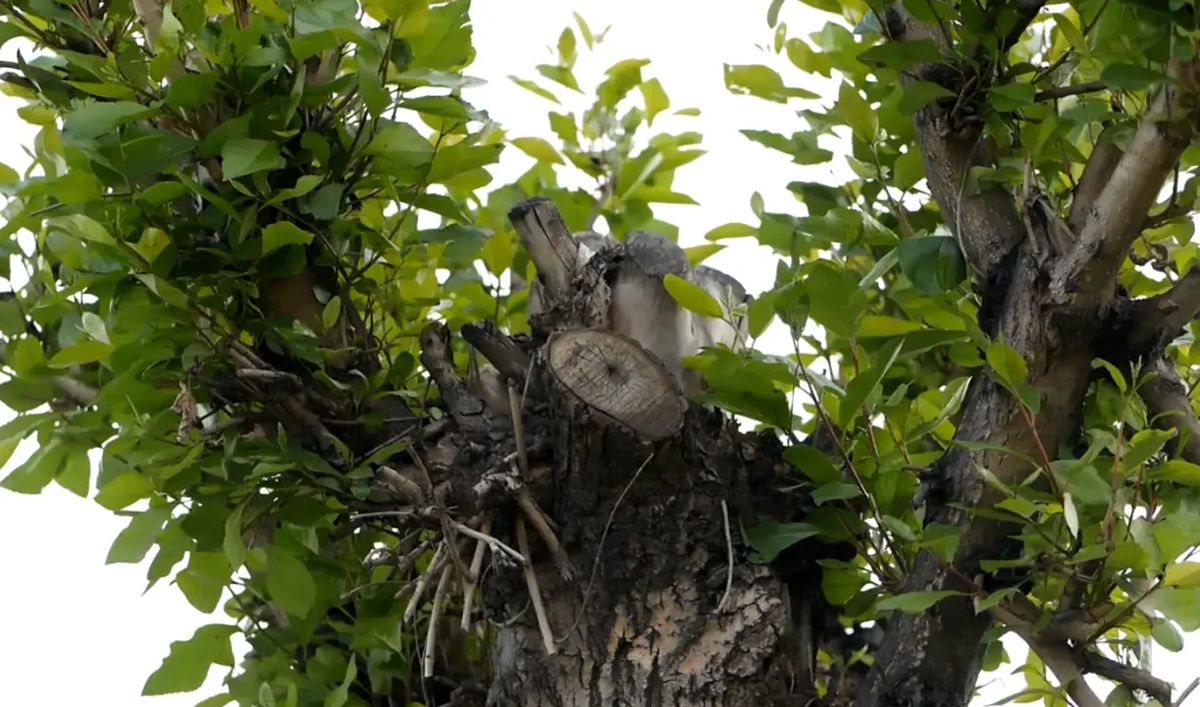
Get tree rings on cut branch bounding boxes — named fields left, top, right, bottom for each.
left=546, top=329, right=686, bottom=440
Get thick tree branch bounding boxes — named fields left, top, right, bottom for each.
left=991, top=601, right=1104, bottom=707
left=1068, top=125, right=1124, bottom=235
left=881, top=5, right=1028, bottom=288
left=1079, top=650, right=1173, bottom=706
left=1139, top=356, right=1200, bottom=466
left=1053, top=57, right=1200, bottom=302
left=1001, top=0, right=1049, bottom=53
left=1131, top=267, right=1200, bottom=349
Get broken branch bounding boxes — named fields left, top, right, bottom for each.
left=509, top=197, right=580, bottom=304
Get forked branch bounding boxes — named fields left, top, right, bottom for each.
left=1053, top=56, right=1200, bottom=302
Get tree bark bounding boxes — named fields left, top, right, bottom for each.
left=482, top=416, right=813, bottom=706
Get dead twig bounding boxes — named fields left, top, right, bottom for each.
left=460, top=517, right=491, bottom=631
left=423, top=564, right=454, bottom=678
left=517, top=518, right=557, bottom=656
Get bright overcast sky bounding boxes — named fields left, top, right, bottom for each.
left=0, top=0, right=1195, bottom=704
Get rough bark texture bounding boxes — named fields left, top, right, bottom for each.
left=483, top=411, right=816, bottom=706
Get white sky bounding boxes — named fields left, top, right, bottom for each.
left=0, top=0, right=1195, bottom=704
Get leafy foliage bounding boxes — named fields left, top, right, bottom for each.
left=5, top=0, right=1200, bottom=704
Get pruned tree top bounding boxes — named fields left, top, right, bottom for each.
left=6, top=0, right=1200, bottom=706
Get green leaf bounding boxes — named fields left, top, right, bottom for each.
left=142, top=624, right=238, bottom=696
left=321, top=296, right=342, bottom=332
left=261, top=222, right=315, bottom=257
left=724, top=64, right=817, bottom=103
left=1152, top=617, right=1184, bottom=652
left=365, top=122, right=436, bottom=165
left=166, top=72, right=221, bottom=110
left=640, top=78, right=670, bottom=125
left=812, top=481, right=861, bottom=505
left=508, top=76, right=560, bottom=104
left=663, top=273, right=725, bottom=319
left=95, top=471, right=155, bottom=511
left=898, top=81, right=954, bottom=115
left=133, top=227, right=171, bottom=265
left=989, top=83, right=1036, bottom=112
left=684, top=244, right=725, bottom=267
left=985, top=341, right=1027, bottom=387
left=705, top=222, right=758, bottom=241
left=838, top=338, right=904, bottom=428
left=510, top=137, right=563, bottom=164
left=176, top=552, right=231, bottom=614
left=857, top=315, right=922, bottom=337
left=107, top=506, right=172, bottom=564
left=223, top=504, right=246, bottom=569
left=783, top=444, right=842, bottom=484
left=222, top=139, right=285, bottom=180
left=856, top=39, right=941, bottom=70
left=49, top=214, right=117, bottom=247
left=898, top=235, right=966, bottom=294
left=877, top=590, right=964, bottom=614
left=55, top=448, right=91, bottom=497
left=1122, top=428, right=1175, bottom=471
left=838, top=82, right=877, bottom=142
left=0, top=441, right=65, bottom=495
left=267, top=546, right=317, bottom=618
left=323, top=654, right=357, bottom=707
left=1164, top=561, right=1200, bottom=589
left=743, top=521, right=823, bottom=563
left=48, top=340, right=113, bottom=367
left=1101, top=63, right=1167, bottom=92
left=62, top=101, right=157, bottom=139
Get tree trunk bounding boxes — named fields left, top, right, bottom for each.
left=419, top=199, right=843, bottom=706
left=484, top=418, right=807, bottom=706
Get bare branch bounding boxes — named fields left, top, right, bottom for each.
left=1053, top=58, right=1200, bottom=302
left=461, top=322, right=533, bottom=385
left=419, top=322, right=494, bottom=434
left=509, top=198, right=581, bottom=305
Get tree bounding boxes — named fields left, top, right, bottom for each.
left=5, top=0, right=1200, bottom=704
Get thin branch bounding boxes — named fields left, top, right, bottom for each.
left=1035, top=80, right=1106, bottom=103
left=450, top=521, right=526, bottom=564
left=516, top=518, right=557, bottom=656
left=403, top=542, right=447, bottom=624
left=460, top=517, right=491, bottom=632
left=714, top=499, right=734, bottom=614
left=422, top=565, right=454, bottom=678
